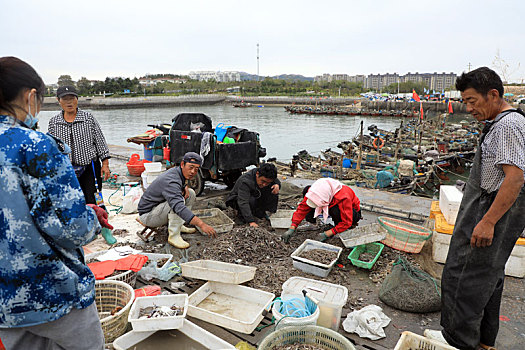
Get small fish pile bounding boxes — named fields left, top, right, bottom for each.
left=138, top=304, right=185, bottom=319
left=297, top=249, right=339, bottom=265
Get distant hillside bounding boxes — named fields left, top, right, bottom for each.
left=271, top=74, right=314, bottom=82
left=240, top=73, right=314, bottom=82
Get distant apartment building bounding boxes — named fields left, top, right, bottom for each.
left=314, top=74, right=366, bottom=84
left=316, top=72, right=456, bottom=91
left=188, top=71, right=251, bottom=82
left=376, top=72, right=457, bottom=91
left=139, top=77, right=186, bottom=86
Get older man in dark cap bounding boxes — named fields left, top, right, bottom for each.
left=138, top=152, right=216, bottom=248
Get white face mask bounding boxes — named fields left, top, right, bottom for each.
left=24, top=91, right=39, bottom=129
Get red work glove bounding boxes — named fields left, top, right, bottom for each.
left=87, top=204, right=114, bottom=230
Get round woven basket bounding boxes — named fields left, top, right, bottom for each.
left=95, top=280, right=134, bottom=343
left=259, top=325, right=355, bottom=350
left=105, top=270, right=138, bottom=288
left=86, top=252, right=138, bottom=288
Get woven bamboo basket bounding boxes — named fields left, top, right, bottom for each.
left=259, top=325, right=355, bottom=350
left=86, top=251, right=138, bottom=288
left=95, top=280, right=134, bottom=343
left=378, top=216, right=432, bottom=253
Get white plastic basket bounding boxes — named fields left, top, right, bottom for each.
left=188, top=281, right=275, bottom=334
left=143, top=162, right=162, bottom=173
left=113, top=319, right=236, bottom=350
left=394, top=331, right=458, bottom=350
left=181, top=260, right=256, bottom=284
left=270, top=209, right=295, bottom=229
left=128, top=294, right=188, bottom=331
left=338, top=223, right=387, bottom=248
left=291, top=239, right=342, bottom=278
left=192, top=208, right=234, bottom=234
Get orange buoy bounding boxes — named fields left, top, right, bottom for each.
left=373, top=137, right=385, bottom=149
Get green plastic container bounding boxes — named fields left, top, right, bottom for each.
left=348, top=242, right=384, bottom=269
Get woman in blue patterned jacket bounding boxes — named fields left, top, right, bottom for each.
left=0, top=57, right=111, bottom=349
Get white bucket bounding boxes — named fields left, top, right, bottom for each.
left=272, top=295, right=319, bottom=330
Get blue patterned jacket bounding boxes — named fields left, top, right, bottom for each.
left=0, top=115, right=100, bottom=328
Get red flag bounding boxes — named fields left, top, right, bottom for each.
left=420, top=101, right=424, bottom=120
left=412, top=89, right=420, bottom=102
left=448, top=101, right=454, bottom=114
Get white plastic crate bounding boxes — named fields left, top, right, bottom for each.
left=394, top=331, right=458, bottom=350
left=188, top=281, right=275, bottom=334
left=291, top=239, right=343, bottom=278
left=113, top=319, right=235, bottom=350
left=192, top=208, right=234, bottom=234
left=269, top=209, right=295, bottom=229
left=432, top=231, right=525, bottom=278
left=338, top=223, right=387, bottom=248
left=281, top=276, right=348, bottom=331
left=128, top=294, right=188, bottom=331
left=143, top=162, right=162, bottom=173
left=439, top=186, right=463, bottom=225
left=181, top=260, right=256, bottom=284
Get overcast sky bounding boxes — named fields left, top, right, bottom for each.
left=2, top=0, right=524, bottom=84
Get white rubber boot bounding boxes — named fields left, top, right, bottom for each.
left=181, top=225, right=196, bottom=233
left=168, top=213, right=190, bottom=249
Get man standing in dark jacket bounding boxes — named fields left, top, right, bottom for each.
left=226, top=163, right=280, bottom=227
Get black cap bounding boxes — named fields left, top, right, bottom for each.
left=57, top=85, right=78, bottom=98
left=182, top=152, right=202, bottom=165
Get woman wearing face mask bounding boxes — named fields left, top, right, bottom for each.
left=0, top=56, right=110, bottom=349
left=47, top=85, right=111, bottom=205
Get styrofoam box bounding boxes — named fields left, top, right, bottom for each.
left=394, top=331, right=458, bottom=350
left=269, top=209, right=295, bottom=229
left=439, top=185, right=463, bottom=225
left=338, top=223, right=387, bottom=248
left=128, top=294, right=188, bottom=331
left=112, top=319, right=235, bottom=350
left=181, top=260, right=256, bottom=284
left=432, top=231, right=525, bottom=278
left=281, top=276, right=348, bottom=331
left=188, top=281, right=275, bottom=334
left=143, top=162, right=162, bottom=173
left=291, top=239, right=343, bottom=278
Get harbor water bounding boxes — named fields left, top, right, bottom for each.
left=37, top=105, right=470, bottom=161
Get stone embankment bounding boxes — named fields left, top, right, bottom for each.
left=42, top=95, right=478, bottom=113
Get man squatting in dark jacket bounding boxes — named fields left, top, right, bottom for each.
left=226, top=163, right=280, bottom=227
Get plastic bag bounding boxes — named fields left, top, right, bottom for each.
left=121, top=185, right=143, bottom=214
left=342, top=305, right=391, bottom=340
left=138, top=260, right=181, bottom=282
left=190, top=122, right=205, bottom=133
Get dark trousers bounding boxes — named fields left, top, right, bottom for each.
left=77, top=159, right=102, bottom=205
left=441, top=189, right=525, bottom=349
left=228, top=190, right=278, bottom=222
left=250, top=190, right=278, bottom=219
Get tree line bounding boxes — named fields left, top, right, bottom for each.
left=50, top=74, right=447, bottom=97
